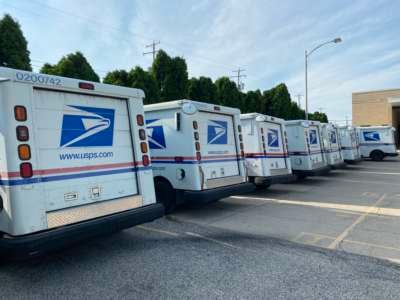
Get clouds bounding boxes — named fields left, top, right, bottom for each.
left=0, top=0, right=399, bottom=122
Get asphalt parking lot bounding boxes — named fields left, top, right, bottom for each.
left=175, top=157, right=400, bottom=263
left=1, top=158, right=400, bottom=299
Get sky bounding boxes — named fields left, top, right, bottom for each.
left=1, top=0, right=399, bottom=123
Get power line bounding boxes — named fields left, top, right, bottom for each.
left=143, top=41, right=160, bottom=62
left=231, top=68, right=246, bottom=91
left=21, top=0, right=235, bottom=72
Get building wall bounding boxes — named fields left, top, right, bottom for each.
left=352, top=89, right=400, bottom=126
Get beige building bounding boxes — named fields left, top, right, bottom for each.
left=352, top=88, right=400, bottom=146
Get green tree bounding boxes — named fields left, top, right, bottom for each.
left=309, top=111, right=328, bottom=123
left=128, top=66, right=160, bottom=104
left=214, top=77, right=242, bottom=108
left=187, top=76, right=216, bottom=103
left=103, top=70, right=129, bottom=86
left=242, top=90, right=263, bottom=114
left=151, top=50, right=188, bottom=101
left=40, top=51, right=99, bottom=82
left=163, top=56, right=188, bottom=100
left=0, top=14, right=31, bottom=70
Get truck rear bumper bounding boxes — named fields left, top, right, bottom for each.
left=182, top=182, right=254, bottom=203
left=0, top=203, right=164, bottom=260
left=253, top=174, right=296, bottom=186
left=293, top=165, right=331, bottom=177
left=330, top=161, right=347, bottom=169
left=344, top=158, right=362, bottom=164
left=385, top=152, right=399, bottom=157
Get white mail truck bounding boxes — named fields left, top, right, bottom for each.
left=0, top=67, right=163, bottom=259
left=240, top=113, right=293, bottom=188
left=321, top=123, right=345, bottom=168
left=285, top=120, right=330, bottom=178
left=144, top=100, right=253, bottom=212
left=338, top=126, right=361, bottom=163
left=357, top=126, right=398, bottom=161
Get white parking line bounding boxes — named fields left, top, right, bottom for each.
left=137, top=225, right=180, bottom=237
left=338, top=170, right=400, bottom=176
left=313, top=176, right=400, bottom=186
left=328, top=194, right=387, bottom=250
left=184, top=231, right=243, bottom=250
left=231, top=195, right=400, bottom=218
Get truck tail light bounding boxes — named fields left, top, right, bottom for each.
left=16, top=126, right=29, bottom=141
left=140, top=142, right=148, bottom=153
left=142, top=155, right=150, bottom=166
left=241, top=150, right=245, bottom=157
left=18, top=144, right=31, bottom=160
left=79, top=82, right=95, bottom=90
left=139, top=129, right=146, bottom=140
left=196, top=152, right=201, bottom=161
left=136, top=114, right=144, bottom=126
left=20, top=162, right=33, bottom=178
left=195, top=142, right=201, bottom=151
left=193, top=121, right=198, bottom=130
left=238, top=125, right=242, bottom=132
left=194, top=132, right=199, bottom=140
left=14, top=106, right=27, bottom=121
left=240, top=143, right=244, bottom=150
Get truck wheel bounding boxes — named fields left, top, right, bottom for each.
left=154, top=179, right=176, bottom=214
left=370, top=150, right=384, bottom=161
left=255, top=183, right=270, bottom=190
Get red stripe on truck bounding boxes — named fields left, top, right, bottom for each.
left=0, top=161, right=143, bottom=179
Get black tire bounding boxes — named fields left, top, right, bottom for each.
left=370, top=150, right=384, bottom=161
left=255, top=183, right=270, bottom=190
left=296, top=174, right=307, bottom=180
left=154, top=179, right=176, bottom=214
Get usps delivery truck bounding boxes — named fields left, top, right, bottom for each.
left=321, top=123, right=345, bottom=168
left=240, top=113, right=293, bottom=188
left=357, top=126, right=398, bottom=161
left=0, top=67, right=163, bottom=258
left=338, top=126, right=361, bottom=163
left=285, top=120, right=330, bottom=178
left=144, top=100, right=253, bottom=212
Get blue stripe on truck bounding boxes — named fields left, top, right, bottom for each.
left=0, top=166, right=151, bottom=186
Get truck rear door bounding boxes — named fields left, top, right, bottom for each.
left=308, top=125, right=322, bottom=154
left=33, top=88, right=139, bottom=213
left=198, top=111, right=240, bottom=181
left=260, top=121, right=287, bottom=169
left=329, top=128, right=339, bottom=151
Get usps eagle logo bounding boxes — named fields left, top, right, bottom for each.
left=363, top=131, right=380, bottom=142
left=60, top=105, right=115, bottom=148
left=146, top=119, right=166, bottom=149
left=207, top=120, right=228, bottom=144
left=330, top=131, right=337, bottom=144
left=267, top=129, right=279, bottom=148
left=309, top=129, right=318, bottom=145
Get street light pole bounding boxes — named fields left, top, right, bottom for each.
left=304, top=37, right=342, bottom=120
left=305, top=50, right=308, bottom=120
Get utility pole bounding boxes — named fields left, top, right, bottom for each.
left=143, top=40, right=160, bottom=62
left=295, top=94, right=303, bottom=108
left=231, top=68, right=246, bottom=91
